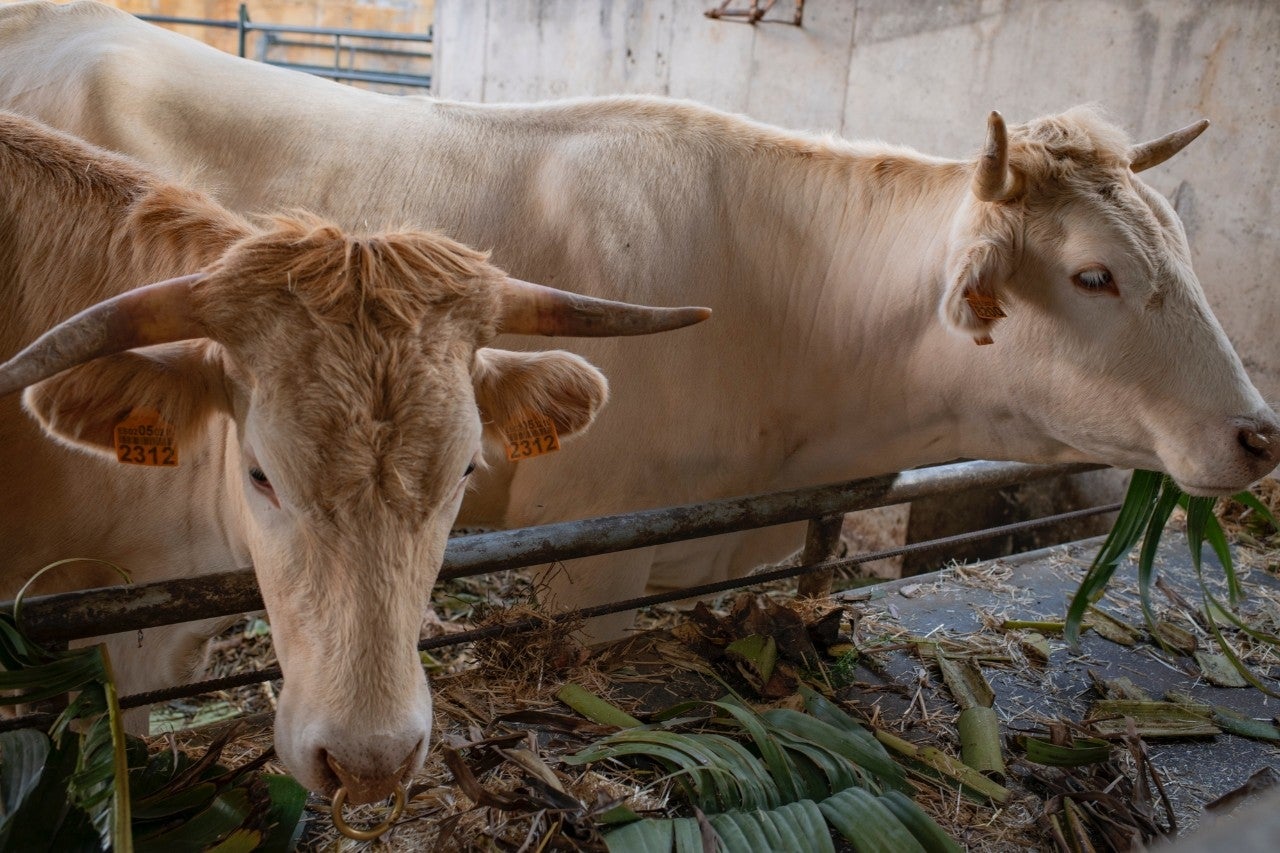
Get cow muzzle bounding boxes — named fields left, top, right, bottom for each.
left=323, top=741, right=421, bottom=805
left=1172, top=409, right=1280, bottom=496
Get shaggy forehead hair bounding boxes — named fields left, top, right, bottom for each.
left=1005, top=106, right=1176, bottom=289
left=1007, top=105, right=1133, bottom=186
left=195, top=213, right=506, bottom=344
left=191, top=216, right=508, bottom=522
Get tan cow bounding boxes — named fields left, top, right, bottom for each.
left=0, top=111, right=708, bottom=801
left=0, top=1, right=1275, bottom=643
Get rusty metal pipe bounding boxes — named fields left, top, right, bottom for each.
left=0, top=498, right=1119, bottom=727
left=7, top=460, right=1103, bottom=643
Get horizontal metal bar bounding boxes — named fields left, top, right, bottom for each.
left=264, top=36, right=433, bottom=61
left=96, top=500, right=1119, bottom=713
left=441, top=461, right=1103, bottom=578
left=260, top=60, right=430, bottom=88
left=7, top=461, right=1101, bottom=644
left=136, top=14, right=238, bottom=29
left=250, top=21, right=431, bottom=42
left=137, top=13, right=432, bottom=42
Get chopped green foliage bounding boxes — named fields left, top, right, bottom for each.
left=564, top=686, right=957, bottom=852
left=0, top=562, right=307, bottom=852
left=1068, top=472, right=1280, bottom=695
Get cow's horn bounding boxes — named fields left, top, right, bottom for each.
left=973, top=111, right=1019, bottom=202
left=498, top=278, right=711, bottom=337
left=1128, top=119, right=1209, bottom=173
left=0, top=274, right=205, bottom=397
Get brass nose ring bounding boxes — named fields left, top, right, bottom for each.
left=331, top=783, right=407, bottom=841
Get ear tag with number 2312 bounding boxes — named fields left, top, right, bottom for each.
left=504, top=411, right=560, bottom=462
left=114, top=408, right=179, bottom=467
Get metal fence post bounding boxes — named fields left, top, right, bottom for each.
left=797, top=513, right=844, bottom=597
left=237, top=3, right=250, bottom=57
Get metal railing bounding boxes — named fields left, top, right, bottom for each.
left=0, top=460, right=1116, bottom=729
left=137, top=3, right=431, bottom=92
left=13, top=460, right=1106, bottom=644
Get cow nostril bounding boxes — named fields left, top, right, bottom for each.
left=1239, top=428, right=1274, bottom=459
left=317, top=749, right=341, bottom=790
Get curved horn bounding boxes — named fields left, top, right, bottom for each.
left=498, top=278, right=711, bottom=337
left=973, top=111, right=1019, bottom=202
left=1128, top=119, right=1209, bottom=173
left=0, top=274, right=205, bottom=396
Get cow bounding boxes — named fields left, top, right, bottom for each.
left=0, top=110, right=709, bottom=802
left=0, top=1, right=1275, bottom=645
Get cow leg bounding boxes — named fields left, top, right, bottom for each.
left=646, top=524, right=808, bottom=593
left=536, top=547, right=656, bottom=645
left=80, top=617, right=236, bottom=735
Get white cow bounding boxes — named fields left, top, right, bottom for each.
left=0, top=2, right=1275, bottom=643
left=0, top=111, right=708, bottom=799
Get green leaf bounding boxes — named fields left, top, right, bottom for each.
left=691, top=734, right=777, bottom=810
left=761, top=709, right=908, bottom=794
left=1067, top=470, right=1163, bottom=648
left=568, top=733, right=738, bottom=810
left=768, top=729, right=861, bottom=796
left=800, top=688, right=883, bottom=750
left=134, top=788, right=251, bottom=852
left=258, top=774, right=308, bottom=853
left=1136, top=476, right=1183, bottom=632
left=0, top=729, right=50, bottom=820
left=877, top=791, right=964, bottom=853
left=707, top=805, right=837, bottom=853
left=1196, top=594, right=1280, bottom=699
left=131, top=782, right=219, bottom=820
left=709, top=700, right=797, bottom=807
left=606, top=817, right=675, bottom=852
left=819, top=787, right=926, bottom=853
left=765, top=800, right=833, bottom=853
left=2, top=735, right=86, bottom=852
left=671, top=817, right=707, bottom=853
left=205, top=829, right=261, bottom=853
left=1211, top=706, right=1280, bottom=742
left=557, top=684, right=643, bottom=729
left=1014, top=735, right=1111, bottom=767
left=1230, top=490, right=1278, bottom=530
left=706, top=811, right=760, bottom=852
left=725, top=635, right=778, bottom=684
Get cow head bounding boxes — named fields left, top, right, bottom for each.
left=940, top=107, right=1278, bottom=494
left=0, top=215, right=709, bottom=802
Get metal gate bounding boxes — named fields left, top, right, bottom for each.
left=137, top=3, right=432, bottom=92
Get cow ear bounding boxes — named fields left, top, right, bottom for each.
left=472, top=348, right=609, bottom=449
left=21, top=341, right=230, bottom=460
left=940, top=238, right=1013, bottom=345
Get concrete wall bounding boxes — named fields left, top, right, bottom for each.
left=435, top=0, right=1280, bottom=404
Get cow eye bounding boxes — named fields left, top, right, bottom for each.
left=249, top=467, right=271, bottom=488
left=463, top=461, right=477, bottom=477
left=1072, top=265, right=1118, bottom=295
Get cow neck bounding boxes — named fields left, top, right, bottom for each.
left=726, top=145, right=981, bottom=485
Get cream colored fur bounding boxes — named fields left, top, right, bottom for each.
left=0, top=110, right=616, bottom=798
left=1, top=1, right=1275, bottom=652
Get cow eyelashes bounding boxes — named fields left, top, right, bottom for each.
left=248, top=466, right=280, bottom=508
left=1072, top=265, right=1119, bottom=295
left=464, top=461, right=477, bottom=477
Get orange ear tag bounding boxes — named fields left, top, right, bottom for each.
left=964, top=290, right=1007, bottom=321
left=113, top=408, right=179, bottom=467
left=503, top=411, right=560, bottom=462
